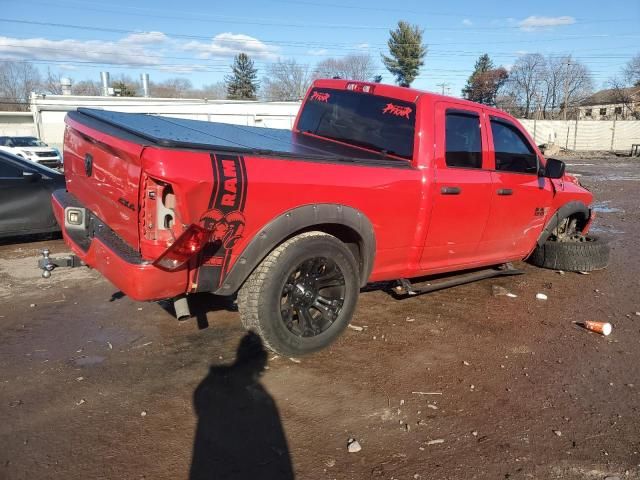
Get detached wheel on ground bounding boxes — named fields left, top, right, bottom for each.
left=237, top=231, right=360, bottom=356
left=528, top=235, right=609, bottom=272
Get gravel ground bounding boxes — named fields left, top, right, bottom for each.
left=0, top=154, right=639, bottom=480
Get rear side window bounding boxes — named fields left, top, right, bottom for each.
left=490, top=119, right=538, bottom=174
left=0, top=158, right=22, bottom=178
left=445, top=112, right=482, bottom=168
left=297, top=88, right=416, bottom=160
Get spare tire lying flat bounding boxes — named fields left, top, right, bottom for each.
left=528, top=235, right=609, bottom=272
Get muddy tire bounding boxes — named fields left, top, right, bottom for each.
left=237, top=231, right=359, bottom=356
left=528, top=235, right=609, bottom=272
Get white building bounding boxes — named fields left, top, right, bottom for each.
left=578, top=86, right=640, bottom=120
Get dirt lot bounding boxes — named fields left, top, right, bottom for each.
left=1, top=154, right=639, bottom=480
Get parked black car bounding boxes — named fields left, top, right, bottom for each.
left=0, top=151, right=64, bottom=239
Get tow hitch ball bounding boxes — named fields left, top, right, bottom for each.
left=38, top=249, right=85, bottom=278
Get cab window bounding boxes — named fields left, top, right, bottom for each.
left=297, top=88, right=416, bottom=160
left=490, top=118, right=538, bottom=174
left=445, top=111, right=482, bottom=169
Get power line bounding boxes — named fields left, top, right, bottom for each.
left=9, top=0, right=638, bottom=29
left=2, top=17, right=639, bottom=38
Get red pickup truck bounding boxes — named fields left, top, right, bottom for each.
left=46, top=79, right=607, bottom=355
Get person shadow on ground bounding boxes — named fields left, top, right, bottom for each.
left=189, top=332, right=294, bottom=480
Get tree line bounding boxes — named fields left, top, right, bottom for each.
left=1, top=19, right=639, bottom=118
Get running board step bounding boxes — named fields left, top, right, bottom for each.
left=391, top=263, right=524, bottom=298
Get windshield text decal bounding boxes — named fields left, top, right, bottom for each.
left=310, top=91, right=330, bottom=103
left=382, top=103, right=412, bottom=119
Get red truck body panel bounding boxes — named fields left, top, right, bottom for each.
left=57, top=79, right=594, bottom=301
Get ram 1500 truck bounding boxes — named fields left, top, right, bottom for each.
left=45, top=79, right=608, bottom=355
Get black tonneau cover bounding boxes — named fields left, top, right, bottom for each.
left=73, top=108, right=407, bottom=166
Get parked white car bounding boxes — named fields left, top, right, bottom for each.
left=0, top=136, right=62, bottom=169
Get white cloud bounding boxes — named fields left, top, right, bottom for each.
left=307, top=48, right=329, bottom=56
left=157, top=64, right=209, bottom=74
left=120, top=31, right=168, bottom=45
left=182, top=33, right=278, bottom=60
left=462, top=19, right=473, bottom=26
left=354, top=43, right=369, bottom=50
left=0, top=35, right=162, bottom=66
left=518, top=15, right=576, bottom=31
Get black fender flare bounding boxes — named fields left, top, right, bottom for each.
left=213, top=204, right=376, bottom=295
left=536, top=200, right=591, bottom=246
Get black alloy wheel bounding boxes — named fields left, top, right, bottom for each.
left=280, top=257, right=346, bottom=338
left=237, top=231, right=360, bottom=356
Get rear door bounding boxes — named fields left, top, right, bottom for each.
left=0, top=155, right=56, bottom=235
left=421, top=103, right=493, bottom=269
left=480, top=115, right=553, bottom=258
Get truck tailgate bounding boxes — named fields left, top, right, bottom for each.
left=64, top=113, right=145, bottom=250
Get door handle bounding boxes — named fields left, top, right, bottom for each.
left=497, top=188, right=513, bottom=196
left=441, top=186, right=461, bottom=195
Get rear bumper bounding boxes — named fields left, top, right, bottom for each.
left=52, top=190, right=188, bottom=301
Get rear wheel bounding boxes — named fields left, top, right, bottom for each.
left=237, top=231, right=359, bottom=356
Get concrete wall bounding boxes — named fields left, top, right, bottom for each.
left=0, top=112, right=36, bottom=137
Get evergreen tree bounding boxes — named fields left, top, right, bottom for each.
left=226, top=53, right=259, bottom=100
left=381, top=21, right=427, bottom=87
left=462, top=54, right=508, bottom=106
left=111, top=80, right=137, bottom=97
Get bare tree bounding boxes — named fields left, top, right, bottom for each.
left=42, top=68, right=64, bottom=95
left=312, top=54, right=376, bottom=81
left=504, top=54, right=592, bottom=119
left=623, top=53, right=640, bottom=87
left=540, top=56, right=565, bottom=118
left=261, top=59, right=312, bottom=101
left=607, top=76, right=639, bottom=119
left=197, top=82, right=227, bottom=100
left=505, top=54, right=545, bottom=119
left=72, top=80, right=102, bottom=96
left=150, top=77, right=193, bottom=98
left=495, top=92, right=522, bottom=117
left=561, top=57, right=593, bottom=119
left=0, top=61, right=41, bottom=111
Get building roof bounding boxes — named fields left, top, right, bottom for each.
left=580, top=86, right=640, bottom=107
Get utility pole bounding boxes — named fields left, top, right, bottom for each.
left=562, top=58, right=571, bottom=121
left=436, top=82, right=450, bottom=95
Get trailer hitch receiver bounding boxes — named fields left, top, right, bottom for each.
left=38, top=249, right=85, bottom=278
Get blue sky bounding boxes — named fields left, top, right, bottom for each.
left=1, top=0, right=639, bottom=96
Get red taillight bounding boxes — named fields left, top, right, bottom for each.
left=153, top=224, right=208, bottom=271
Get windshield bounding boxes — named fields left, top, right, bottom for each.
left=297, top=88, right=416, bottom=160
left=10, top=137, right=48, bottom=147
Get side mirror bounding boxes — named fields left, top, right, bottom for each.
left=542, top=158, right=565, bottom=179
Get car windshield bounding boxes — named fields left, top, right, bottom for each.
left=297, top=88, right=416, bottom=160
left=11, top=137, right=48, bottom=147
